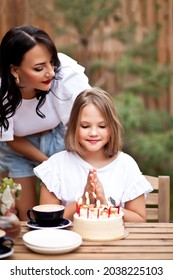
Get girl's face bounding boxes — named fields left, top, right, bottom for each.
left=11, top=44, right=55, bottom=98
left=78, top=104, right=111, bottom=154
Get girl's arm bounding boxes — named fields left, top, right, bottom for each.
left=88, top=170, right=146, bottom=222
left=123, top=194, right=147, bottom=222
left=39, top=183, right=77, bottom=220
left=39, top=184, right=146, bottom=222
left=6, top=136, right=48, bottom=163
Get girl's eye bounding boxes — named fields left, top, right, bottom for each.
left=34, top=67, right=43, bottom=72
left=99, top=125, right=106, bottom=128
left=81, top=125, right=89, bottom=128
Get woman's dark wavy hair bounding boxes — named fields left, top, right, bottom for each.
left=0, top=25, right=60, bottom=132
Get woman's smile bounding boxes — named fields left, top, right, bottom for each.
left=42, top=79, right=52, bottom=85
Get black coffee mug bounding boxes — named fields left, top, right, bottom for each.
left=0, top=229, right=14, bottom=248
left=27, top=204, right=65, bottom=226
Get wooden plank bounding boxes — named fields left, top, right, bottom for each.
left=146, top=208, right=158, bottom=220
left=146, top=193, right=158, bottom=204
left=168, top=0, right=173, bottom=114
left=145, top=176, right=159, bottom=190
left=158, top=176, right=170, bottom=222
left=157, top=0, right=169, bottom=110
left=126, top=226, right=173, bottom=233
left=7, top=252, right=173, bottom=260
left=144, top=0, right=157, bottom=109
left=125, top=234, right=173, bottom=240
left=125, top=222, right=173, bottom=227
left=77, top=246, right=173, bottom=253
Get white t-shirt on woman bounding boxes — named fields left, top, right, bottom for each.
left=1, top=53, right=91, bottom=141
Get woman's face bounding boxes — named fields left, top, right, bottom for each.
left=78, top=103, right=111, bottom=154
left=11, top=44, right=55, bottom=98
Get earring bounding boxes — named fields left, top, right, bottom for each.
left=15, top=76, right=20, bottom=85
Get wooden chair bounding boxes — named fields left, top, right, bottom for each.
left=145, top=175, right=170, bottom=222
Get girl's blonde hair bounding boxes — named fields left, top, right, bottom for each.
left=65, top=87, right=123, bottom=157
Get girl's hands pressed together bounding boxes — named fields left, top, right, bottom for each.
left=84, top=168, right=107, bottom=205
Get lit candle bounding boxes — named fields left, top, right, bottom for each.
left=107, top=197, right=111, bottom=218
left=87, top=207, right=89, bottom=218
left=108, top=206, right=112, bottom=218
left=92, top=192, right=97, bottom=206
left=78, top=197, right=83, bottom=217
left=85, top=191, right=90, bottom=206
left=76, top=202, right=79, bottom=214
left=75, top=197, right=79, bottom=214
left=117, top=204, right=120, bottom=214
left=116, top=200, right=120, bottom=214
left=96, top=199, right=100, bottom=219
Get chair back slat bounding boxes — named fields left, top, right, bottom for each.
left=145, top=175, right=170, bottom=222
left=145, top=193, right=158, bottom=205
left=146, top=208, right=159, bottom=220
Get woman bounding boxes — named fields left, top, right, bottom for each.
left=34, top=88, right=153, bottom=222
left=0, top=25, right=91, bottom=220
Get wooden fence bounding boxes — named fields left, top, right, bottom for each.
left=0, top=0, right=173, bottom=113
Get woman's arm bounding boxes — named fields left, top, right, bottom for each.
left=6, top=136, right=48, bottom=163
left=123, top=194, right=147, bottom=222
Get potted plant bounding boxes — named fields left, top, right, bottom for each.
left=0, top=177, right=22, bottom=239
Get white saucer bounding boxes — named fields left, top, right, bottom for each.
left=26, top=218, right=71, bottom=229
left=0, top=247, right=14, bottom=259
left=23, top=229, right=82, bottom=254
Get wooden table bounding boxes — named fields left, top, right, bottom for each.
left=7, top=222, right=173, bottom=260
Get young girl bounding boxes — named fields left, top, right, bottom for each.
left=0, top=25, right=90, bottom=220
left=34, top=88, right=153, bottom=222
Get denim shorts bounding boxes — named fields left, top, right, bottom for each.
left=0, top=123, right=66, bottom=178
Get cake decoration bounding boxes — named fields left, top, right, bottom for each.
left=73, top=192, right=125, bottom=241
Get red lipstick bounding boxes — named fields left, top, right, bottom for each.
left=42, top=79, right=52, bottom=84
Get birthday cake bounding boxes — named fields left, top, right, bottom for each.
left=73, top=204, right=124, bottom=241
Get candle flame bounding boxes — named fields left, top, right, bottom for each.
left=78, top=197, right=83, bottom=205
left=96, top=199, right=100, bottom=208
left=85, top=191, right=89, bottom=198
left=85, top=191, right=90, bottom=205
left=107, top=197, right=111, bottom=206
left=92, top=192, right=96, bottom=199
left=115, top=200, right=120, bottom=207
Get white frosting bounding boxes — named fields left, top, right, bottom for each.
left=73, top=206, right=124, bottom=241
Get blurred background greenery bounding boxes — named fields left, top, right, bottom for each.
left=0, top=0, right=173, bottom=220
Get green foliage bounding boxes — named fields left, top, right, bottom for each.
left=115, top=93, right=173, bottom=219
left=89, top=26, right=173, bottom=96
left=115, top=93, right=145, bottom=132
left=108, top=24, right=136, bottom=44
left=115, top=93, right=173, bottom=171
left=0, top=177, right=21, bottom=199
left=114, top=56, right=172, bottom=96
left=53, top=0, right=120, bottom=39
